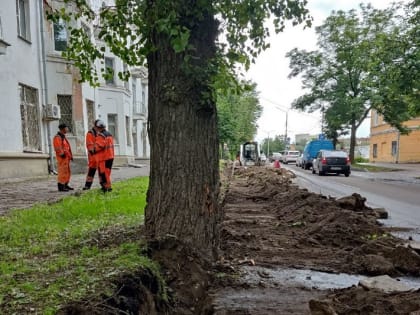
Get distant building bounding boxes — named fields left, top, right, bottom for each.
left=337, top=137, right=370, bottom=159
left=295, top=133, right=311, bottom=145
left=370, top=110, right=420, bottom=163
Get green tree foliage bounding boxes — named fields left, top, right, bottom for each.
left=260, top=135, right=286, bottom=156
left=49, top=0, right=311, bottom=257
left=217, top=82, right=262, bottom=159
left=369, top=0, right=420, bottom=127
left=287, top=3, right=418, bottom=161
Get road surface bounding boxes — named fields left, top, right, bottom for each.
left=283, top=164, right=420, bottom=240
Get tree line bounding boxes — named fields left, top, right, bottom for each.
left=287, top=1, right=419, bottom=162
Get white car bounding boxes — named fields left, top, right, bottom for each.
left=270, top=152, right=282, bottom=162
left=281, top=151, right=300, bottom=164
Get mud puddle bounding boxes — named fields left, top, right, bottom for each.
left=241, top=266, right=420, bottom=290
left=212, top=266, right=420, bottom=314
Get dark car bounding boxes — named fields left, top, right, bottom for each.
left=312, top=150, right=351, bottom=177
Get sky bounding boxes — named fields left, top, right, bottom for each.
left=246, top=0, right=408, bottom=143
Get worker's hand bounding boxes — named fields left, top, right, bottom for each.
left=60, top=153, right=66, bottom=158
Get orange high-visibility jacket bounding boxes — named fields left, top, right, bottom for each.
left=53, top=132, right=73, bottom=160
left=86, top=129, right=97, bottom=155
left=102, top=130, right=115, bottom=160
left=94, top=132, right=107, bottom=163
left=85, top=129, right=98, bottom=167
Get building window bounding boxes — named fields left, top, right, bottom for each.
left=107, top=114, right=118, bottom=144
left=104, top=57, right=115, bottom=85
left=53, top=19, right=67, bottom=51
left=126, top=116, right=131, bottom=146
left=57, top=95, right=73, bottom=133
left=372, top=144, right=378, bottom=158
left=86, top=99, right=95, bottom=128
left=141, top=83, right=146, bottom=113
left=391, top=141, right=397, bottom=156
left=19, top=84, right=41, bottom=152
left=132, top=81, right=139, bottom=113
left=16, top=0, right=30, bottom=41
left=123, top=63, right=129, bottom=89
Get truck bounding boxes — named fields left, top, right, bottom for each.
left=239, top=141, right=262, bottom=166
left=301, top=139, right=334, bottom=170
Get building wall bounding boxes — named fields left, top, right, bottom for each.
left=0, top=1, right=52, bottom=178
left=0, top=1, right=149, bottom=180
left=370, top=111, right=420, bottom=163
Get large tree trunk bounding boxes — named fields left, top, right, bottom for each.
left=145, top=1, right=221, bottom=259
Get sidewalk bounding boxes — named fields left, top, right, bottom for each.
left=0, top=162, right=150, bottom=216
left=353, top=162, right=420, bottom=184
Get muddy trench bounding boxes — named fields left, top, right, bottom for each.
left=59, top=166, right=420, bottom=315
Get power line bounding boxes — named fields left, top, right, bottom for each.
left=260, top=96, right=320, bottom=119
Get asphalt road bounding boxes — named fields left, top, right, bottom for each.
left=283, top=163, right=420, bottom=240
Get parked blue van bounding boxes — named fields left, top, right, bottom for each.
left=302, top=139, right=334, bottom=169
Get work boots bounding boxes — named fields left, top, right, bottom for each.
left=65, top=183, right=74, bottom=190
left=82, top=182, right=92, bottom=190
left=58, top=183, right=69, bottom=192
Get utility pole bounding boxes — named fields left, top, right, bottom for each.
left=275, top=106, right=289, bottom=148
left=264, top=130, right=275, bottom=157
left=285, top=111, right=288, bottom=148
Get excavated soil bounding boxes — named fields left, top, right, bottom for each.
left=60, top=166, right=420, bottom=314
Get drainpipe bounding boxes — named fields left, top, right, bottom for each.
left=38, top=0, right=55, bottom=174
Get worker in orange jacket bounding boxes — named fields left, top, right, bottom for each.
left=53, top=123, right=73, bottom=192
left=83, top=120, right=102, bottom=190
left=102, top=128, right=115, bottom=192
left=92, top=121, right=110, bottom=192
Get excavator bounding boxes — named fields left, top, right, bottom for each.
left=239, top=141, right=263, bottom=166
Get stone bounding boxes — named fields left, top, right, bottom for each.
left=359, top=275, right=412, bottom=293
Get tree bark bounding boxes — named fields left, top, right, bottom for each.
left=145, top=1, right=221, bottom=259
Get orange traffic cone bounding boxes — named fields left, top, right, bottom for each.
left=274, top=159, right=281, bottom=169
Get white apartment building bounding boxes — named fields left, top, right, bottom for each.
left=0, top=0, right=149, bottom=180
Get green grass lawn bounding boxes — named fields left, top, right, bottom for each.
left=352, top=163, right=401, bottom=172
left=0, top=177, right=165, bottom=314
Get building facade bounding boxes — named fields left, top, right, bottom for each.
left=370, top=110, right=420, bottom=163
left=0, top=0, right=149, bottom=180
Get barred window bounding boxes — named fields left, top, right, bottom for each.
left=57, top=95, right=73, bottom=133
left=19, top=84, right=41, bottom=152
left=86, top=99, right=95, bottom=128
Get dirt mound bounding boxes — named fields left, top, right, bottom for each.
left=217, top=166, right=420, bottom=314
left=58, top=166, right=420, bottom=314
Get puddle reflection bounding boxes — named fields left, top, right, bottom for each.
left=242, top=266, right=420, bottom=290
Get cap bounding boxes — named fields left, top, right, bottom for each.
left=95, top=119, right=106, bottom=128
left=58, top=123, right=68, bottom=130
